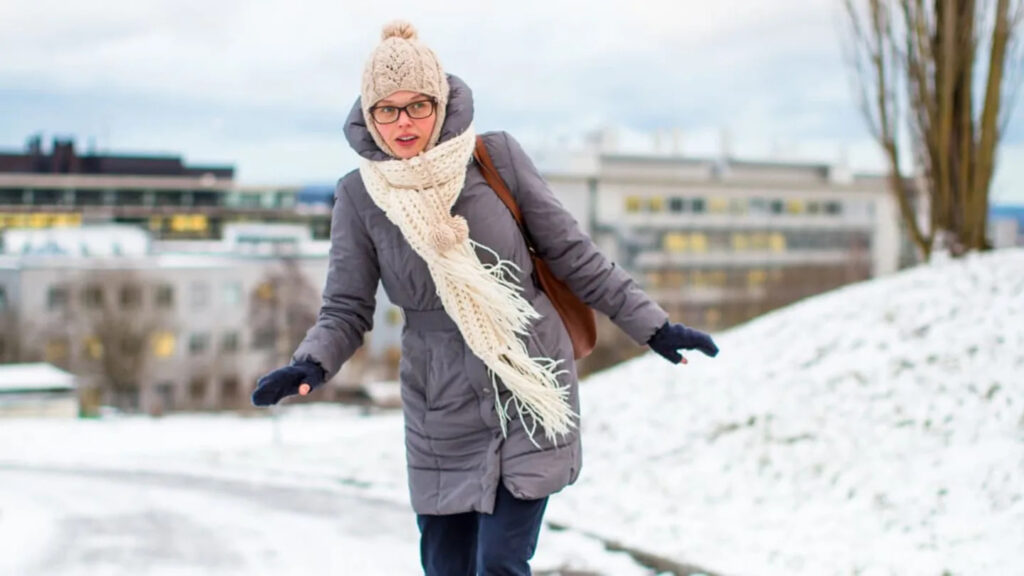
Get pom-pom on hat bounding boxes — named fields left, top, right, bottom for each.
left=361, top=20, right=449, bottom=157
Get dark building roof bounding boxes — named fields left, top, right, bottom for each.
left=0, top=134, right=234, bottom=179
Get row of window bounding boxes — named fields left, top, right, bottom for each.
left=0, top=188, right=294, bottom=210
left=45, top=281, right=246, bottom=311
left=654, top=230, right=871, bottom=254
left=624, top=196, right=846, bottom=217
left=45, top=329, right=253, bottom=363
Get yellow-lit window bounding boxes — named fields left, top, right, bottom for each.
left=190, top=214, right=208, bottom=231
left=10, top=214, right=28, bottom=228
left=770, top=232, right=787, bottom=252
left=787, top=199, right=804, bottom=214
left=645, top=271, right=662, bottom=288
left=691, top=271, right=707, bottom=287
left=45, top=339, right=68, bottom=362
left=666, top=270, right=686, bottom=287
left=625, top=196, right=642, bottom=213
left=709, top=198, right=728, bottom=213
left=152, top=331, right=176, bottom=358
left=705, top=307, right=722, bottom=327
left=663, top=232, right=688, bottom=252
left=690, top=233, right=708, bottom=252
left=648, top=197, right=664, bottom=212
left=29, top=213, right=49, bottom=228
left=710, top=270, right=727, bottom=286
left=751, top=233, right=770, bottom=250
left=149, top=216, right=163, bottom=231
left=731, top=233, right=749, bottom=251
left=83, top=336, right=104, bottom=360
left=256, top=282, right=274, bottom=301
left=747, top=269, right=767, bottom=287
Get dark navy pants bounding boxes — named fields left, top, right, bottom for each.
left=417, top=481, right=548, bottom=576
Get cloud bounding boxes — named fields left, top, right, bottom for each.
left=0, top=0, right=1020, bottom=201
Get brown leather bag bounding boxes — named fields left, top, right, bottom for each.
left=473, top=136, right=597, bottom=360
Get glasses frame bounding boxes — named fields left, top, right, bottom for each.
left=369, top=98, right=438, bottom=125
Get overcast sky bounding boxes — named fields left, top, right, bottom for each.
left=2, top=0, right=1022, bottom=202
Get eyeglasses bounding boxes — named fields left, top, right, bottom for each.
left=369, top=99, right=437, bottom=124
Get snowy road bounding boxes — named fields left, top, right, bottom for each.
left=0, top=465, right=424, bottom=575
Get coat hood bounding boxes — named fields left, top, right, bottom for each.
left=344, top=73, right=475, bottom=162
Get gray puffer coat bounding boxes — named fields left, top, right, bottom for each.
left=292, top=74, right=668, bottom=515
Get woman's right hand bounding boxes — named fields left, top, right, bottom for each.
left=251, top=360, right=326, bottom=406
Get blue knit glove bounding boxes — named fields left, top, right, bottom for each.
left=647, top=321, right=719, bottom=364
left=251, top=360, right=325, bottom=406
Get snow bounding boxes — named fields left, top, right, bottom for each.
left=1, top=248, right=1022, bottom=575
left=553, top=248, right=1024, bottom=575
left=0, top=363, right=76, bottom=392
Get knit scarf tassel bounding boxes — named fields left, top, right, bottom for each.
left=360, top=126, right=576, bottom=446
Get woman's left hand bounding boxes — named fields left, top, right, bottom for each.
left=647, top=321, right=720, bottom=365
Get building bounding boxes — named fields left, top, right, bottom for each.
left=0, top=224, right=404, bottom=414
left=0, top=363, right=78, bottom=417
left=535, top=145, right=903, bottom=370
left=989, top=204, right=1024, bottom=248
left=0, top=134, right=332, bottom=242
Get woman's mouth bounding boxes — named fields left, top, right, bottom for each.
left=395, top=135, right=419, bottom=147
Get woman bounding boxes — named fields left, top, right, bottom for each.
left=252, top=20, right=719, bottom=575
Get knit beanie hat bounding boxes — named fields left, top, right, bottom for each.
left=361, top=20, right=450, bottom=158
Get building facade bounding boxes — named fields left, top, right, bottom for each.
left=0, top=224, right=405, bottom=414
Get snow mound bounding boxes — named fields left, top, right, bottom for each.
left=556, top=248, right=1024, bottom=576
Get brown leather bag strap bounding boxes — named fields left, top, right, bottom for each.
left=473, top=136, right=536, bottom=253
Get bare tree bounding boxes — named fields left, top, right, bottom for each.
left=39, top=270, right=172, bottom=411
left=248, top=258, right=319, bottom=370
left=844, top=0, right=1024, bottom=259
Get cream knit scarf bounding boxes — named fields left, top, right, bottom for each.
left=359, top=125, right=574, bottom=445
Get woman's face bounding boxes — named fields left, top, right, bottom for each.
left=371, top=90, right=438, bottom=159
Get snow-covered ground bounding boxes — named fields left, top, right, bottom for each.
left=2, top=248, right=1022, bottom=575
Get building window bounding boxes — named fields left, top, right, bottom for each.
left=663, top=232, right=688, bottom=253
left=787, top=199, right=805, bottom=214
left=691, top=198, right=706, bottom=213
left=156, top=381, right=175, bottom=412
left=770, top=200, right=784, bottom=214
left=729, top=199, right=747, bottom=214
left=223, top=282, right=242, bottom=306
left=83, top=336, right=103, bottom=360
left=189, top=377, right=206, bottom=404
left=221, top=332, right=239, bottom=353
left=120, top=285, right=142, bottom=308
left=252, top=328, right=277, bottom=350
left=807, top=201, right=821, bottom=215
left=749, top=198, right=768, bottom=214
left=647, top=197, right=664, bottom=212
left=747, top=269, right=768, bottom=287
left=45, top=338, right=69, bottom=362
left=825, top=201, right=843, bottom=215
left=83, top=285, right=104, bottom=309
left=190, top=282, right=209, bottom=309
left=47, top=286, right=69, bottom=310
left=255, top=282, right=274, bottom=301
left=220, top=376, right=240, bottom=403
left=731, top=233, right=750, bottom=251
left=625, top=196, right=642, bottom=213
left=0, top=286, right=6, bottom=311
left=188, top=333, right=209, bottom=355
left=770, top=232, right=787, bottom=252
left=709, top=198, right=728, bottom=214
left=152, top=331, right=176, bottom=358
left=0, top=337, right=6, bottom=359
left=668, top=197, right=686, bottom=212
left=690, top=233, right=708, bottom=252
left=156, top=285, right=174, bottom=308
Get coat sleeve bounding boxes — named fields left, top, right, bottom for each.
left=498, top=131, right=669, bottom=346
left=291, top=178, right=379, bottom=379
